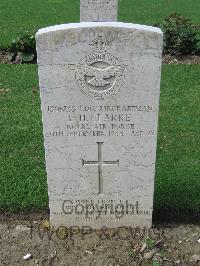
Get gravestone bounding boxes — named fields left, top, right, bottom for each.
left=36, top=3, right=162, bottom=229
left=80, top=0, right=118, bottom=22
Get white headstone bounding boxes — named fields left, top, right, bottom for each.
left=36, top=22, right=163, bottom=229
left=80, top=0, right=118, bottom=22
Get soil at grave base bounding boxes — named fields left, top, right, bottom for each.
left=0, top=50, right=11, bottom=64
left=162, top=54, right=200, bottom=65
left=1, top=50, right=200, bottom=65
left=0, top=213, right=200, bottom=265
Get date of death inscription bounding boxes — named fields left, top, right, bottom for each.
left=45, top=105, right=157, bottom=138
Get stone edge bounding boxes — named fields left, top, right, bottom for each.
left=36, top=22, right=163, bottom=37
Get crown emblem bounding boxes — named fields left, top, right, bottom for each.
left=89, top=36, right=111, bottom=54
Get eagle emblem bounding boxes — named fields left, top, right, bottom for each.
left=69, top=36, right=125, bottom=100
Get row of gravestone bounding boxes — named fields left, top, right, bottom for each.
left=36, top=0, right=163, bottom=229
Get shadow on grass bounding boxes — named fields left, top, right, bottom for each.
left=153, top=208, right=200, bottom=225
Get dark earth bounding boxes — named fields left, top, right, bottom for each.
left=0, top=213, right=200, bottom=265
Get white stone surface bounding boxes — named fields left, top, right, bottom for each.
left=80, top=0, right=118, bottom=22
left=36, top=22, right=163, bottom=229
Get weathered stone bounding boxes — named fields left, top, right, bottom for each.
left=190, top=254, right=200, bottom=263
left=143, top=248, right=159, bottom=260
left=80, top=0, right=118, bottom=22
left=36, top=22, right=162, bottom=229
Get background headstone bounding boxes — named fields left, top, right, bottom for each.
left=80, top=0, right=118, bottom=22
left=36, top=22, right=163, bottom=229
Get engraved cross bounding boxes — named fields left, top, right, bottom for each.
left=82, top=142, right=119, bottom=195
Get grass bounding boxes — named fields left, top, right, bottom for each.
left=0, top=65, right=48, bottom=211
left=0, top=64, right=199, bottom=217
left=0, top=0, right=200, bottom=48
left=155, top=65, right=200, bottom=220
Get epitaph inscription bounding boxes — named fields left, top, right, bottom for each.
left=80, top=0, right=118, bottom=22
left=36, top=23, right=163, bottom=229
